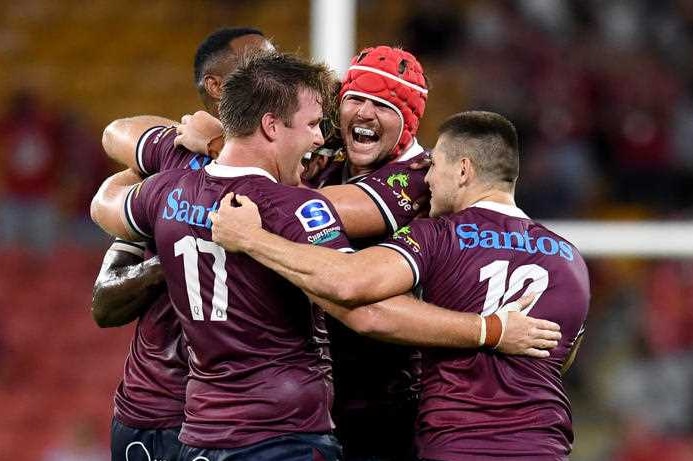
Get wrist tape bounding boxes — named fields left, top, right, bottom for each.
left=478, top=313, right=505, bottom=348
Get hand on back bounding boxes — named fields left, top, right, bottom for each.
left=174, top=111, right=224, bottom=158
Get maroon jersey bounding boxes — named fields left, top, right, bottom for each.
left=354, top=148, right=430, bottom=234
left=125, top=162, right=352, bottom=449
left=110, top=127, right=212, bottom=428
left=309, top=141, right=429, bottom=458
left=308, top=142, right=430, bottom=235
left=113, top=239, right=187, bottom=428
left=136, top=125, right=212, bottom=176
left=381, top=201, right=590, bottom=460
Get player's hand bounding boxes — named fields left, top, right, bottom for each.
left=408, top=155, right=431, bottom=216
left=411, top=193, right=430, bottom=218
left=174, top=111, right=224, bottom=158
left=495, top=295, right=561, bottom=358
left=210, top=192, right=262, bottom=252
left=408, top=154, right=431, bottom=171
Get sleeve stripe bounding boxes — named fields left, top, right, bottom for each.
left=577, top=323, right=586, bottom=337
left=124, top=186, right=152, bottom=239
left=337, top=247, right=355, bottom=253
left=135, top=126, right=165, bottom=175
left=110, top=239, right=146, bottom=257
left=377, top=243, right=420, bottom=286
left=355, top=182, right=398, bottom=233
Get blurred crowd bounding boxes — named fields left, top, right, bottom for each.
left=0, top=91, right=110, bottom=254
left=0, top=0, right=692, bottom=460
left=398, top=0, right=693, bottom=220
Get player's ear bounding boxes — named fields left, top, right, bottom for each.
left=204, top=74, right=223, bottom=100
left=260, top=112, right=279, bottom=141
left=459, top=156, right=472, bottom=185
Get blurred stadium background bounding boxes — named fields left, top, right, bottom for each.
left=1, top=0, right=693, bottom=459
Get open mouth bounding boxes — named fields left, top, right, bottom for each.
left=352, top=126, right=380, bottom=144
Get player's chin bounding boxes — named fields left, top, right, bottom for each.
left=347, top=136, right=377, bottom=154
left=346, top=146, right=379, bottom=167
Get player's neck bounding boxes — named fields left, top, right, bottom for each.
left=216, top=137, right=279, bottom=178
left=347, top=153, right=392, bottom=178
left=460, top=189, right=515, bottom=212
left=348, top=162, right=376, bottom=179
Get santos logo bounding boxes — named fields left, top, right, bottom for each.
left=162, top=188, right=218, bottom=229
left=456, top=223, right=574, bottom=261
left=295, top=199, right=336, bottom=231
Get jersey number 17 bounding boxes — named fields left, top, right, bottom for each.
left=174, top=236, right=228, bottom=321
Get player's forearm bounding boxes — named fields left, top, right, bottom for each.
left=319, top=185, right=387, bottom=238
left=241, top=229, right=358, bottom=304
left=90, top=169, right=141, bottom=240
left=92, top=256, right=166, bottom=327
left=311, top=293, right=482, bottom=348
left=103, top=115, right=175, bottom=170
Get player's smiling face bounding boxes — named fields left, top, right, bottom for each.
left=339, top=94, right=401, bottom=171
left=277, top=88, right=325, bottom=186
left=425, top=136, right=460, bottom=218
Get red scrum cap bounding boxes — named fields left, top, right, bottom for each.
left=339, top=46, right=428, bottom=158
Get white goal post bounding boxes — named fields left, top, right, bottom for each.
left=542, top=221, right=693, bottom=258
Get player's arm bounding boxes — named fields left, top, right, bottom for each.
left=90, top=169, right=142, bottom=240
left=102, top=115, right=176, bottom=171
left=211, top=193, right=411, bottom=305
left=318, top=184, right=387, bottom=238
left=211, top=193, right=561, bottom=356
left=92, top=240, right=166, bottom=327
left=310, top=293, right=560, bottom=357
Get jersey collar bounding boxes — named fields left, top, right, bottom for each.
left=396, top=138, right=424, bottom=162
left=471, top=200, right=530, bottom=219
left=204, top=161, right=278, bottom=183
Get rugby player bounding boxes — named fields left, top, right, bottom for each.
left=208, top=110, right=589, bottom=461
left=91, top=51, right=562, bottom=460
left=93, top=50, right=349, bottom=461
left=91, top=27, right=273, bottom=461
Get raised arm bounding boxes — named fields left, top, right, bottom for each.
left=102, top=115, right=176, bottom=171
left=92, top=240, right=166, bottom=327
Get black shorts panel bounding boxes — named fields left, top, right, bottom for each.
left=179, top=433, right=342, bottom=461
left=111, top=417, right=182, bottom=461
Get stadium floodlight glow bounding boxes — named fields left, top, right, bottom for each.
left=541, top=221, right=693, bottom=258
